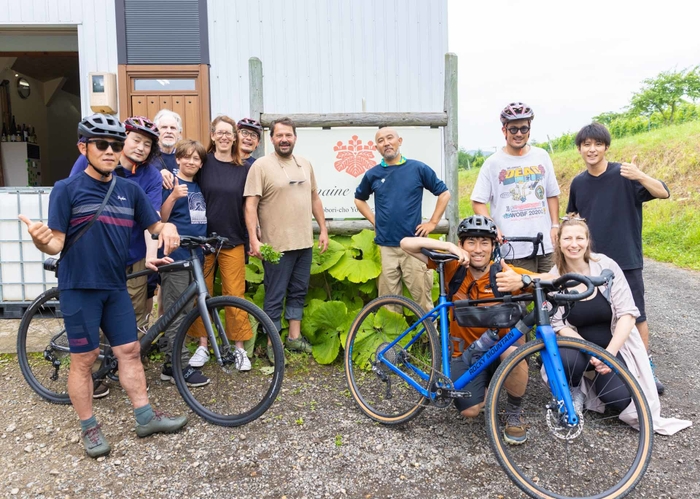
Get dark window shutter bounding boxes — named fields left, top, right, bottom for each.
left=124, top=0, right=203, bottom=64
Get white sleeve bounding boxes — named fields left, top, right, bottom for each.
left=544, top=153, right=561, bottom=196
left=470, top=162, right=493, bottom=203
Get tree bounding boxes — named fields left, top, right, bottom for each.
left=629, top=67, right=700, bottom=124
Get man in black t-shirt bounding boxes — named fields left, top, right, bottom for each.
left=568, top=122, right=670, bottom=394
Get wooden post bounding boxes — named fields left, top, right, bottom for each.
left=444, top=53, right=459, bottom=244
left=249, top=57, right=264, bottom=159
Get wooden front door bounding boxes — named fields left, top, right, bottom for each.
left=118, top=64, right=210, bottom=143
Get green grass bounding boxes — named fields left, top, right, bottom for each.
left=458, top=120, right=700, bottom=270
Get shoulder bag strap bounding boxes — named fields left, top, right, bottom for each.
left=58, top=175, right=117, bottom=263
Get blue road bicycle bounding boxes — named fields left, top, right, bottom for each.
left=344, top=248, right=653, bottom=499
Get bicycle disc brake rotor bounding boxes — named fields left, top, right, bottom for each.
left=546, top=404, right=584, bottom=440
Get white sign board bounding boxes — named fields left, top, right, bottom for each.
left=263, top=127, right=444, bottom=220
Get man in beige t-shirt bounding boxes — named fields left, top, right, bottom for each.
left=244, top=117, right=329, bottom=361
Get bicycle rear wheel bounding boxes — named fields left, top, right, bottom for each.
left=485, top=337, right=653, bottom=499
left=171, top=296, right=284, bottom=426
left=17, top=288, right=71, bottom=404
left=344, top=295, right=441, bottom=425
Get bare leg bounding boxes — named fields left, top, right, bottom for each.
left=68, top=349, right=100, bottom=420
left=287, top=319, right=301, bottom=340
left=637, top=320, right=650, bottom=351
left=112, top=341, right=149, bottom=409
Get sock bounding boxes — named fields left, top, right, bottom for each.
left=507, top=394, right=522, bottom=407
left=134, top=403, right=154, bottom=425
left=80, top=415, right=98, bottom=433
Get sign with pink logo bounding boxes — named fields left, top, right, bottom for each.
left=263, top=127, right=444, bottom=219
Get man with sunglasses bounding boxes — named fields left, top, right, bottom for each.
left=68, top=116, right=164, bottom=398
left=237, top=118, right=263, bottom=167
left=568, top=122, right=670, bottom=394
left=19, top=114, right=187, bottom=458
left=244, top=117, right=329, bottom=362
left=471, top=102, right=560, bottom=273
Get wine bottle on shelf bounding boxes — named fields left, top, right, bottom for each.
left=1, top=124, right=7, bottom=142
left=22, top=124, right=29, bottom=142
left=9, top=116, right=17, bottom=142
left=30, top=127, right=37, bottom=144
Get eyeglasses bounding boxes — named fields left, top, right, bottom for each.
left=87, top=139, right=125, bottom=153
left=560, top=215, right=586, bottom=222
left=213, top=130, right=234, bottom=138
left=239, top=129, right=259, bottom=139
left=507, top=126, right=530, bottom=135
left=280, top=156, right=308, bottom=185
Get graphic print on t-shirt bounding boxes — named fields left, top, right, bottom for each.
left=498, top=164, right=548, bottom=221
left=188, top=191, right=207, bottom=225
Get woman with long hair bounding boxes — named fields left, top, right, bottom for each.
left=550, top=214, right=690, bottom=435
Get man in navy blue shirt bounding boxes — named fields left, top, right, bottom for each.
left=354, top=127, right=450, bottom=312
left=20, top=114, right=187, bottom=458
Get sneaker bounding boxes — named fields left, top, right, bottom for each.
left=92, top=381, right=110, bottom=399
left=189, top=346, right=210, bottom=368
left=570, top=386, right=585, bottom=415
left=649, top=357, right=665, bottom=395
left=82, top=424, right=111, bottom=458
left=267, top=344, right=287, bottom=366
left=182, top=365, right=210, bottom=387
left=135, top=410, right=188, bottom=438
left=503, top=403, right=527, bottom=445
left=285, top=336, right=313, bottom=354
left=161, top=363, right=210, bottom=387
left=234, top=347, right=252, bottom=372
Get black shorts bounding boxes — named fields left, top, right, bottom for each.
left=622, top=268, right=646, bottom=323
left=450, top=355, right=500, bottom=412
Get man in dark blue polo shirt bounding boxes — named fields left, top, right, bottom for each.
left=354, top=127, right=451, bottom=312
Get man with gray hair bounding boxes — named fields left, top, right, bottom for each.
left=154, top=109, right=183, bottom=175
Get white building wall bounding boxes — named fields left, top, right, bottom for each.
left=208, top=0, right=448, bottom=119
left=0, top=0, right=119, bottom=118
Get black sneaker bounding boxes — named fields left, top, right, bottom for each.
left=161, top=363, right=210, bottom=387
left=92, top=381, right=110, bottom=399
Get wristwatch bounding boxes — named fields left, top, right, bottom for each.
left=521, top=274, right=533, bottom=289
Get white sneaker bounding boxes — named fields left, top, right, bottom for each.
left=234, top=347, right=252, bottom=372
left=189, top=346, right=210, bottom=368
left=571, top=386, right=585, bottom=415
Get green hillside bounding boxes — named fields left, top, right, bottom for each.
left=458, top=120, right=700, bottom=270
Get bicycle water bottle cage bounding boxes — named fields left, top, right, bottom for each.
left=452, top=302, right=522, bottom=329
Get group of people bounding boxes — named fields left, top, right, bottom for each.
left=395, top=102, right=691, bottom=440
left=19, top=99, right=691, bottom=459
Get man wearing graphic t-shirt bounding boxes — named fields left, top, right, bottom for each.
left=568, top=122, right=670, bottom=394
left=471, top=102, right=560, bottom=273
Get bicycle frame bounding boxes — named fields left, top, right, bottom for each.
left=376, top=262, right=582, bottom=426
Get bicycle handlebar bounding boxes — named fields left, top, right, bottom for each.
left=499, top=232, right=544, bottom=260
left=150, top=232, right=231, bottom=249
left=540, top=269, right=614, bottom=302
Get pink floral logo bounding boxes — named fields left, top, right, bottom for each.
left=333, top=135, right=377, bottom=177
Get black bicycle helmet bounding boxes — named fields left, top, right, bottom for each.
left=500, top=102, right=535, bottom=124
left=458, top=215, right=498, bottom=240
left=237, top=117, right=263, bottom=138
left=77, top=113, right=127, bottom=141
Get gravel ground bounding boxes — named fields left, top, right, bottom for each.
left=1, top=258, right=698, bottom=499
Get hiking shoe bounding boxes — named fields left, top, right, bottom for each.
left=135, top=410, right=188, bottom=438
left=92, top=381, right=110, bottom=399
left=503, top=404, right=527, bottom=445
left=571, top=386, right=585, bottom=415
left=189, top=346, right=210, bottom=367
left=234, top=347, right=252, bottom=372
left=649, top=357, right=665, bottom=395
left=82, top=424, right=111, bottom=458
left=285, top=336, right=313, bottom=354
left=267, top=344, right=287, bottom=366
left=161, top=363, right=210, bottom=387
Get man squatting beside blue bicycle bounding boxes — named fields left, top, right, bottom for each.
left=19, top=114, right=188, bottom=458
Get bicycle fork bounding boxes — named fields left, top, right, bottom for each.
left=538, top=324, right=580, bottom=426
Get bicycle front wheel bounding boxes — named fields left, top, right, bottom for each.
left=171, top=296, right=284, bottom=427
left=16, top=288, right=71, bottom=404
left=344, top=295, right=441, bottom=425
left=485, top=337, right=653, bottom=499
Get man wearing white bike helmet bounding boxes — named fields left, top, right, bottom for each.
left=471, top=102, right=560, bottom=273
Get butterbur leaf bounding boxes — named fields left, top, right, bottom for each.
left=358, top=279, right=377, bottom=295
left=328, top=229, right=382, bottom=283
left=246, top=257, right=264, bottom=283
left=311, top=238, right=345, bottom=274
left=350, top=307, right=410, bottom=370
left=301, top=299, right=348, bottom=364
